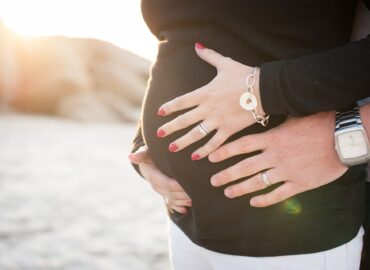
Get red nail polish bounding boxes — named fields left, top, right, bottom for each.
left=157, top=108, right=166, bottom=116
left=157, top=129, right=166, bottom=137
left=195, top=42, right=205, bottom=49
left=191, top=153, right=200, bottom=160
left=169, top=143, right=178, bottom=152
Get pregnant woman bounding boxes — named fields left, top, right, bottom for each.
left=130, top=1, right=370, bottom=269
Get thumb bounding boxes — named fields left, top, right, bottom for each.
left=129, top=146, right=150, bottom=164
left=195, top=42, right=225, bottom=69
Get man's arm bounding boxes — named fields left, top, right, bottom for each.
left=209, top=103, right=370, bottom=207
left=259, top=2, right=370, bottom=116
left=259, top=33, right=370, bottom=116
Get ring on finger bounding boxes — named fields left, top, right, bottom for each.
left=260, top=171, right=272, bottom=187
left=198, top=122, right=210, bottom=136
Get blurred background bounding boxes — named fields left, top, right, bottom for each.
left=0, top=1, right=170, bottom=269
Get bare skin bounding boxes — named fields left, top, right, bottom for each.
left=156, top=43, right=265, bottom=161
left=209, top=105, right=370, bottom=207
left=129, top=145, right=192, bottom=214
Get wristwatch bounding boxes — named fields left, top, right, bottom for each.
left=334, top=107, right=370, bottom=166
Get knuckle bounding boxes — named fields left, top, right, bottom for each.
left=152, top=185, right=160, bottom=193
left=255, top=176, right=266, bottom=189
left=217, top=171, right=230, bottom=182
left=274, top=189, right=287, bottom=201
left=232, top=184, right=245, bottom=197
left=206, top=140, right=219, bottom=151
left=239, top=138, right=250, bottom=152
left=169, top=180, right=180, bottom=191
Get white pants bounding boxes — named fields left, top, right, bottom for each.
left=167, top=219, right=364, bottom=270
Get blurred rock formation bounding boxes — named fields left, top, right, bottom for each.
left=0, top=21, right=150, bottom=122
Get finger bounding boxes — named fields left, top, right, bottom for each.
left=167, top=191, right=192, bottom=201
left=158, top=86, right=205, bottom=116
left=167, top=179, right=188, bottom=192
left=168, top=120, right=216, bottom=153
left=169, top=199, right=192, bottom=207
left=157, top=107, right=204, bottom=137
left=129, top=150, right=150, bottom=164
left=224, top=168, right=283, bottom=198
left=208, top=134, right=266, bottom=163
left=250, top=183, right=300, bottom=208
left=129, top=145, right=150, bottom=164
left=191, top=130, right=228, bottom=160
left=147, top=169, right=178, bottom=195
left=210, top=153, right=272, bottom=187
left=195, top=42, right=226, bottom=70
left=170, top=205, right=188, bottom=214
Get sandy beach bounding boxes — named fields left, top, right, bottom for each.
left=0, top=113, right=170, bottom=270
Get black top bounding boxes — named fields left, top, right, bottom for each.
left=131, top=0, right=369, bottom=256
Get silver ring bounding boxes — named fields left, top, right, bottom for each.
left=261, top=171, right=272, bottom=187
left=198, top=122, right=210, bottom=136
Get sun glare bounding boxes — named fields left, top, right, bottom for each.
left=0, top=0, right=158, bottom=61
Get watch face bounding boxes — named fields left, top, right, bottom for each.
left=338, top=130, right=369, bottom=159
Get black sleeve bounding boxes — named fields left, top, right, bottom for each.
left=130, top=119, right=146, bottom=179
left=259, top=34, right=370, bottom=116
left=365, top=0, right=370, bottom=9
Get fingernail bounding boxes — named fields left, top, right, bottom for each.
left=195, top=42, right=205, bottom=49
left=210, top=178, right=218, bottom=186
left=225, top=188, right=233, bottom=198
left=169, top=143, right=178, bottom=152
left=128, top=153, right=134, bottom=160
left=208, top=154, right=218, bottom=162
left=157, top=108, right=166, bottom=116
left=157, top=129, right=166, bottom=137
left=191, top=153, right=200, bottom=161
left=250, top=199, right=257, bottom=207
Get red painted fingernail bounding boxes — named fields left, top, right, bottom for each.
left=195, top=42, right=205, bottom=49
left=169, top=143, right=178, bottom=152
left=191, top=153, right=200, bottom=160
left=156, top=129, right=166, bottom=137
left=157, top=108, right=166, bottom=116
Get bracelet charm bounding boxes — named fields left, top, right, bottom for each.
left=239, top=67, right=270, bottom=126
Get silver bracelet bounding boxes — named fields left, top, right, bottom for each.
left=239, top=67, right=270, bottom=126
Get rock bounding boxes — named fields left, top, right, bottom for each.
left=0, top=22, right=150, bottom=122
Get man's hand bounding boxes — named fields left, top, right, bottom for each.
left=208, top=112, right=348, bottom=207
left=129, top=146, right=192, bottom=214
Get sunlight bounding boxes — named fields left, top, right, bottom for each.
left=0, top=0, right=158, bottom=61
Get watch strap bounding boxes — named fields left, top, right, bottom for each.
left=335, top=107, right=362, bottom=131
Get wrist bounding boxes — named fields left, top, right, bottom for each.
left=334, top=106, right=370, bottom=166
left=359, top=104, right=370, bottom=141
left=253, top=67, right=266, bottom=117
left=239, top=66, right=269, bottom=126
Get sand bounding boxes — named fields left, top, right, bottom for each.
left=0, top=113, right=170, bottom=270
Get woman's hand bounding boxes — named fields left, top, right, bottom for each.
left=208, top=112, right=348, bottom=207
left=156, top=42, right=266, bottom=161
left=129, top=146, right=192, bottom=214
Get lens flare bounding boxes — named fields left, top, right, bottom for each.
left=283, top=198, right=302, bottom=215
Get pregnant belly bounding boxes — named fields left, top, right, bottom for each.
left=138, top=27, right=364, bottom=255
left=141, top=37, right=287, bottom=242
